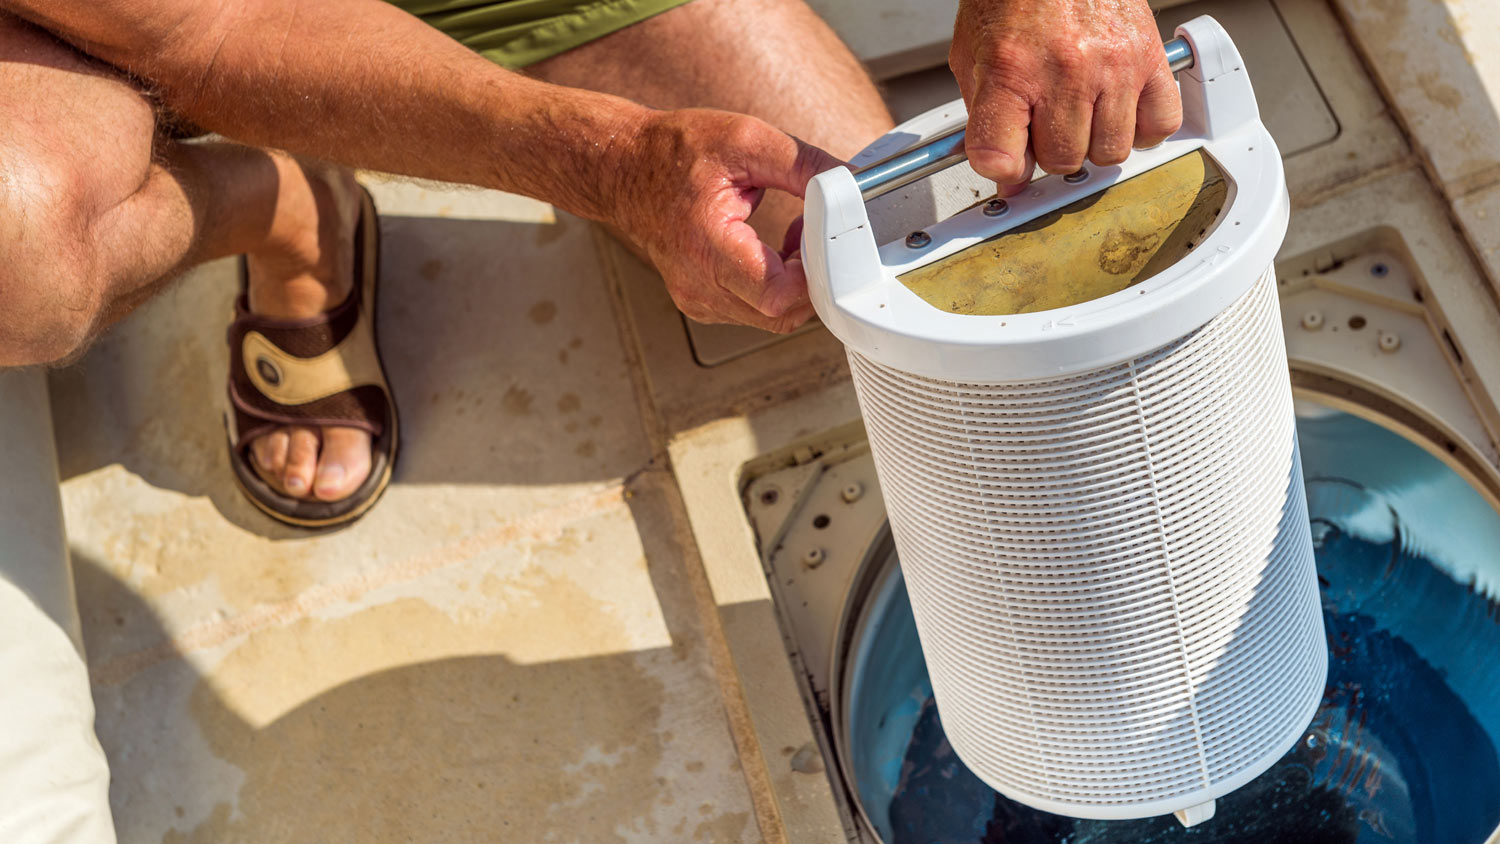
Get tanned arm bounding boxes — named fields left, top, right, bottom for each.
left=3, top=0, right=836, bottom=330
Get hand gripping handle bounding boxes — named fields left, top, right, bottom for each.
left=853, top=36, right=1196, bottom=201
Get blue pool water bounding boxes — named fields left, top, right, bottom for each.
left=848, top=409, right=1500, bottom=843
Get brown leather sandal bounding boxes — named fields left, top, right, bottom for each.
left=224, top=188, right=398, bottom=528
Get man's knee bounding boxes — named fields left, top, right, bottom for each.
left=0, top=267, right=100, bottom=368
left=0, top=14, right=160, bottom=367
left=0, top=182, right=107, bottom=367
left=0, top=127, right=155, bottom=371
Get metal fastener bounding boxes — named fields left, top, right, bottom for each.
left=905, top=230, right=931, bottom=249
left=803, top=547, right=826, bottom=569
left=982, top=199, right=1008, bottom=217
left=1379, top=332, right=1401, bottom=353
left=841, top=482, right=864, bottom=503
left=1301, top=311, right=1324, bottom=331
left=1063, top=169, right=1089, bottom=184
left=255, top=357, right=283, bottom=386
left=1370, top=262, right=1389, bottom=278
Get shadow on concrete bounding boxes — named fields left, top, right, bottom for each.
left=68, top=467, right=760, bottom=843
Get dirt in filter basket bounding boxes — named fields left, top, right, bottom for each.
left=896, top=150, right=1227, bottom=317
left=860, top=411, right=1500, bottom=844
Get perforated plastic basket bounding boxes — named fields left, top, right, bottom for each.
left=803, top=17, right=1326, bottom=825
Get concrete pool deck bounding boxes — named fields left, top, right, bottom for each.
left=53, top=181, right=772, bottom=842
left=39, top=0, right=1500, bottom=841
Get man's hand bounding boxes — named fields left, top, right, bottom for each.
left=949, top=0, right=1182, bottom=188
left=605, top=109, right=841, bottom=333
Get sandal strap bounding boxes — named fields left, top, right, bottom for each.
left=226, top=215, right=389, bottom=449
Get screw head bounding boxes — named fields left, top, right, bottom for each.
left=802, top=547, right=826, bottom=569
left=1379, top=332, right=1402, bottom=353
left=841, top=482, right=864, bottom=503
left=1370, top=262, right=1390, bottom=278
left=1301, top=311, right=1324, bottom=331
left=905, top=230, right=931, bottom=249
left=1063, top=169, right=1090, bottom=184
left=982, top=199, right=1008, bottom=217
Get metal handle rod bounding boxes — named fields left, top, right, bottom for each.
left=854, top=36, right=1196, bottom=201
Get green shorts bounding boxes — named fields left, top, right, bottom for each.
left=387, top=0, right=696, bottom=68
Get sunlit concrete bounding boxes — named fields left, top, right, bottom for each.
left=54, top=181, right=757, bottom=843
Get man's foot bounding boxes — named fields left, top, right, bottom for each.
left=242, top=158, right=373, bottom=503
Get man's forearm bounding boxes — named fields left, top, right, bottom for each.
left=6, top=0, right=841, bottom=332
left=5, top=0, right=647, bottom=220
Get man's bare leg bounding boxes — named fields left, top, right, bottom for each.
left=526, top=0, right=895, bottom=251
left=0, top=14, right=371, bottom=503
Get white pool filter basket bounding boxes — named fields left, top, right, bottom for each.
left=804, top=17, right=1327, bottom=824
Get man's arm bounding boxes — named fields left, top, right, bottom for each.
left=950, top=0, right=1182, bottom=187
left=3, top=0, right=835, bottom=330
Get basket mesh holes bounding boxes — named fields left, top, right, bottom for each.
left=850, top=269, right=1324, bottom=813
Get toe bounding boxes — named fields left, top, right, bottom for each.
left=251, top=429, right=291, bottom=476
left=281, top=427, right=321, bottom=498
left=313, top=426, right=373, bottom=502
